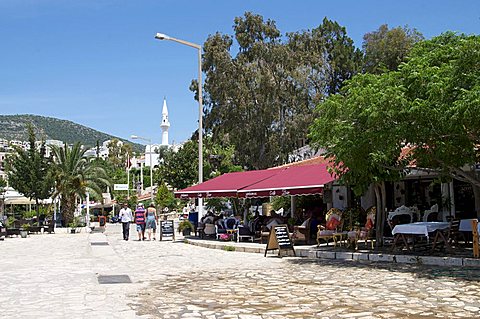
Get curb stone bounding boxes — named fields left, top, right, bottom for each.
left=186, top=239, right=478, bottom=268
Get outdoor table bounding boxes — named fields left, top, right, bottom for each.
left=391, top=222, right=449, bottom=251
left=459, top=219, right=480, bottom=232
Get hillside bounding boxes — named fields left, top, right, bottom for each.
left=0, top=114, right=143, bottom=152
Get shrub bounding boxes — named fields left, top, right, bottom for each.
left=223, top=245, right=235, bottom=252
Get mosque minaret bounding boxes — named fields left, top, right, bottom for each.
left=160, top=98, right=170, bottom=146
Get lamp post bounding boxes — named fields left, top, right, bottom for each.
left=131, top=135, right=154, bottom=202
left=154, top=32, right=204, bottom=218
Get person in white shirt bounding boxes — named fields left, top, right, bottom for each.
left=119, top=203, right=133, bottom=241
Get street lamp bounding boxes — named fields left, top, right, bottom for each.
left=154, top=32, right=204, bottom=217
left=131, top=135, right=154, bottom=202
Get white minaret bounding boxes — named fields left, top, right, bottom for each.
left=160, top=98, right=170, bottom=146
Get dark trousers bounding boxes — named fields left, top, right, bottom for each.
left=122, top=222, right=130, bottom=240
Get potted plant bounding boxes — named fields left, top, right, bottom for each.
left=20, top=223, right=30, bottom=238
left=178, top=220, right=194, bottom=236
left=6, top=216, right=15, bottom=228
left=69, top=217, right=79, bottom=234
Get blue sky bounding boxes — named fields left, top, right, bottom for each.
left=0, top=0, right=478, bottom=145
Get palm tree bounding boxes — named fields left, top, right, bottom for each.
left=51, top=142, right=110, bottom=226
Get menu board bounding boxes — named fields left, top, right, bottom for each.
left=160, top=220, right=175, bottom=241
left=264, top=224, right=296, bottom=257
left=274, top=225, right=293, bottom=249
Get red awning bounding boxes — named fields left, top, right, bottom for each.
left=175, top=163, right=335, bottom=199
left=237, top=164, right=335, bottom=198
left=174, top=169, right=281, bottom=198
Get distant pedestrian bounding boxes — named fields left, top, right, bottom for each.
left=119, top=203, right=133, bottom=241
left=145, top=202, right=158, bottom=241
left=134, top=203, right=146, bottom=241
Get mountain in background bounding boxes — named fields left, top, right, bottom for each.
left=0, top=114, right=144, bottom=152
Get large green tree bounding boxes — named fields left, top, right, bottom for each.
left=157, top=138, right=241, bottom=190
left=155, top=181, right=176, bottom=212
left=398, top=32, right=480, bottom=210
left=51, top=142, right=111, bottom=225
left=362, top=24, right=423, bottom=74
left=106, top=138, right=133, bottom=169
left=198, top=13, right=360, bottom=169
left=158, top=140, right=199, bottom=190
left=5, top=125, right=54, bottom=222
left=310, top=32, right=480, bottom=242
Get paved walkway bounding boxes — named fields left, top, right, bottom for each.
left=1, top=224, right=480, bottom=318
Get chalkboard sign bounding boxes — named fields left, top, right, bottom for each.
left=160, top=220, right=175, bottom=241
left=264, top=224, right=296, bottom=257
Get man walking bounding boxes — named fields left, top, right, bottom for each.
left=119, top=203, right=133, bottom=241
left=134, top=203, right=146, bottom=241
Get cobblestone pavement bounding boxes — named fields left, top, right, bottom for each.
left=2, top=224, right=480, bottom=318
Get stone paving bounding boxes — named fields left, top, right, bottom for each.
left=1, top=224, right=480, bottom=318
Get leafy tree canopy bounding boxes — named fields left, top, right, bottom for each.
left=198, top=12, right=361, bottom=169
left=106, top=138, right=133, bottom=169
left=5, top=124, right=54, bottom=212
left=310, top=32, right=480, bottom=195
left=157, top=138, right=242, bottom=190
left=362, top=24, right=423, bottom=74
left=51, top=142, right=111, bottom=225
left=155, top=181, right=177, bottom=211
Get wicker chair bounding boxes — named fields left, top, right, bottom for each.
left=317, top=208, right=343, bottom=246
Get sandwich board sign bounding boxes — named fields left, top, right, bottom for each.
left=160, top=220, right=175, bottom=241
left=264, top=224, right=296, bottom=257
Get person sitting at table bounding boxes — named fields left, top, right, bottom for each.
left=265, top=211, right=284, bottom=230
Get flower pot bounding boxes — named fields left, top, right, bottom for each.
left=20, top=230, right=28, bottom=238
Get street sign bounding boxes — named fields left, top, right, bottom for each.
left=114, top=184, right=128, bottom=191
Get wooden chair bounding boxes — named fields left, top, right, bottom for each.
left=317, top=208, right=343, bottom=246
left=347, top=207, right=376, bottom=250
left=423, top=204, right=439, bottom=222
left=432, top=219, right=465, bottom=252
left=388, top=213, right=412, bottom=236
left=203, top=223, right=216, bottom=238
left=237, top=223, right=255, bottom=242
left=43, top=219, right=55, bottom=234
left=292, top=218, right=311, bottom=245
left=260, top=226, right=271, bottom=244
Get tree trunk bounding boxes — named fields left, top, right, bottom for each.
left=61, top=196, right=75, bottom=226
left=35, top=198, right=40, bottom=226
left=473, top=185, right=480, bottom=219
left=374, top=184, right=382, bottom=247
left=374, top=182, right=386, bottom=247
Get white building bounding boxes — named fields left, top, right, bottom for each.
left=0, top=151, right=7, bottom=180
left=83, top=140, right=118, bottom=159
left=160, top=98, right=170, bottom=146
left=144, top=98, right=171, bottom=168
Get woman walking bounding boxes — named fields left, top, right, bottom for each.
left=145, top=203, right=158, bottom=241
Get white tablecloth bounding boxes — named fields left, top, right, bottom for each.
left=459, top=219, right=480, bottom=232
left=392, top=222, right=450, bottom=238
